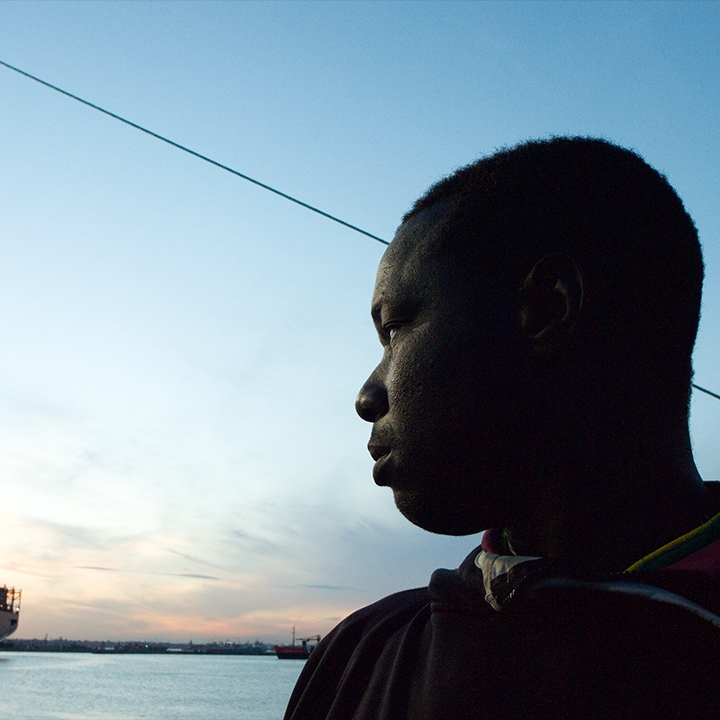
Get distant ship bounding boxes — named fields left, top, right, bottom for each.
left=0, top=586, right=20, bottom=641
left=274, top=626, right=320, bottom=659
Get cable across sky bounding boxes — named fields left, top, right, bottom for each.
left=0, top=58, right=389, bottom=247
left=0, top=57, right=717, bottom=402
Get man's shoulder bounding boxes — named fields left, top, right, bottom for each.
left=308, top=585, right=431, bottom=663
left=338, top=586, right=431, bottom=628
left=284, top=587, right=431, bottom=720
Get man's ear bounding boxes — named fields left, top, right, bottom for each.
left=519, top=253, right=584, bottom=354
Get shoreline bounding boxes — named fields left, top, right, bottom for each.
left=0, top=638, right=276, bottom=655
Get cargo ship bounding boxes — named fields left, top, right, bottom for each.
left=274, top=627, right=320, bottom=659
left=0, top=586, right=21, bottom=642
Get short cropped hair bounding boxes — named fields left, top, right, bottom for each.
left=405, top=137, right=703, bottom=413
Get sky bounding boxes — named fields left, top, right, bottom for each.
left=1, top=0, right=720, bottom=643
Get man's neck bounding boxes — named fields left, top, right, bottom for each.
left=504, top=443, right=713, bottom=572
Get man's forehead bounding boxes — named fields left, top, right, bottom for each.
left=371, top=201, right=454, bottom=315
left=394, top=198, right=454, bottom=250
left=380, top=199, right=453, bottom=273
left=371, top=251, right=417, bottom=320
left=372, top=236, right=423, bottom=310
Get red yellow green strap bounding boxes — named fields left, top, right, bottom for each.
left=625, top=511, right=720, bottom=574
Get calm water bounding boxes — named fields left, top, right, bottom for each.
left=0, top=652, right=304, bottom=719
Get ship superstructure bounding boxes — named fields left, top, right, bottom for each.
left=274, top=626, right=320, bottom=659
left=0, top=586, right=21, bottom=641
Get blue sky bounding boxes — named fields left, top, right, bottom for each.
left=1, top=1, right=719, bottom=642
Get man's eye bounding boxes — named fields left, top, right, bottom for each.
left=380, top=320, right=407, bottom=345
left=384, top=325, right=399, bottom=342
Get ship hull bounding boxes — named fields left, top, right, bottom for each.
left=274, top=645, right=310, bottom=659
left=0, top=610, right=19, bottom=642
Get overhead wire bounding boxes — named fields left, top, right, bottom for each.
left=1, top=59, right=719, bottom=401
left=0, top=59, right=389, bottom=247
left=692, top=384, right=720, bottom=401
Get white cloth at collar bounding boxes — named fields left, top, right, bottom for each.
left=475, top=550, right=541, bottom=611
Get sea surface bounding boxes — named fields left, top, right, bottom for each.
left=0, top=652, right=305, bottom=719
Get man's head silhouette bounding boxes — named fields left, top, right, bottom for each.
left=288, top=138, right=720, bottom=720
left=355, top=137, right=710, bottom=571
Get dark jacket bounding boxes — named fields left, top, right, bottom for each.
left=286, top=489, right=720, bottom=719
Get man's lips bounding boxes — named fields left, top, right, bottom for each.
left=368, top=442, right=392, bottom=486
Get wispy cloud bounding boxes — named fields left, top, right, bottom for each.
left=163, top=547, right=226, bottom=572
left=76, top=566, right=118, bottom=572
left=301, top=584, right=358, bottom=591
left=170, top=573, right=220, bottom=581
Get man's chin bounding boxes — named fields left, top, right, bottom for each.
left=392, top=488, right=487, bottom=536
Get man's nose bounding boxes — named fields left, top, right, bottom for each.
left=355, top=369, right=389, bottom=423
